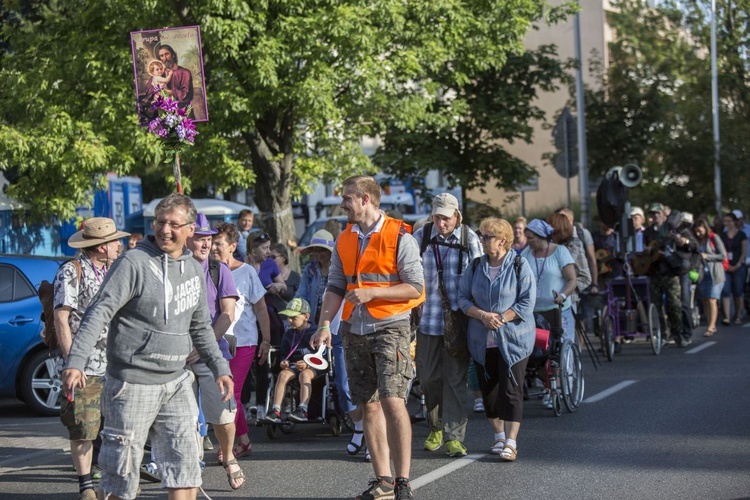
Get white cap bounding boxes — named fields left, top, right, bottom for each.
left=732, top=209, right=743, bottom=220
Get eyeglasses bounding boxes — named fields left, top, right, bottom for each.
left=480, top=234, right=497, bottom=242
left=154, top=220, right=192, bottom=230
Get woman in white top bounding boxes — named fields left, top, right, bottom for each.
left=212, top=223, right=272, bottom=459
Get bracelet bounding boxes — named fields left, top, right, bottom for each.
left=318, top=325, right=330, bottom=330
left=261, top=340, right=270, bottom=345
left=559, top=292, right=567, bottom=300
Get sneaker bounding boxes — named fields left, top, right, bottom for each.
left=91, top=464, right=102, bottom=480
left=445, top=440, right=467, bottom=458
left=202, top=435, right=214, bottom=451
left=78, top=489, right=97, bottom=500
left=355, top=477, right=395, bottom=500
left=473, top=398, right=484, bottom=413
left=364, top=446, right=371, bottom=462
left=395, top=477, right=414, bottom=500
left=140, top=462, right=160, bottom=483
left=289, top=407, right=308, bottom=422
left=264, top=409, right=282, bottom=424
left=423, top=430, right=443, bottom=451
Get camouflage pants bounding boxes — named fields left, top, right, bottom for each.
left=650, top=273, right=683, bottom=340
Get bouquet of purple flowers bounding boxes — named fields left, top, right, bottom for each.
left=147, top=90, right=198, bottom=163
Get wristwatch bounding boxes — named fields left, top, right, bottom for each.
left=500, top=314, right=507, bottom=325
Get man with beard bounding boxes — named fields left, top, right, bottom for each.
left=158, top=44, right=194, bottom=113
left=311, top=175, right=425, bottom=500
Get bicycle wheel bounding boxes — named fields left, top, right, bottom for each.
left=560, top=341, right=585, bottom=412
left=649, top=303, right=662, bottom=355
left=600, top=308, right=615, bottom=362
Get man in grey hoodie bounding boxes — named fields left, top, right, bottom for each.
left=63, top=194, right=233, bottom=500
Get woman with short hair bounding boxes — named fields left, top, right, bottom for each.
left=458, top=217, right=536, bottom=462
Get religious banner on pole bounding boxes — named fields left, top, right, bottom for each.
left=130, top=25, right=209, bottom=126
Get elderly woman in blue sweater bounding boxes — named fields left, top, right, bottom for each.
left=458, top=217, right=536, bottom=463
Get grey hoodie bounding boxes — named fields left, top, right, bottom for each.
left=67, top=237, right=230, bottom=384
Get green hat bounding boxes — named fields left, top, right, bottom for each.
left=278, top=298, right=311, bottom=317
left=648, top=203, right=664, bottom=213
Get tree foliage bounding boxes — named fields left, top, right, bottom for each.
left=374, top=43, right=573, bottom=199
left=584, top=0, right=750, bottom=215
left=1, top=0, right=569, bottom=242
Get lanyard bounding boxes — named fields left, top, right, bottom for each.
left=534, top=244, right=550, bottom=283
left=283, top=330, right=306, bottom=362
left=431, top=235, right=453, bottom=272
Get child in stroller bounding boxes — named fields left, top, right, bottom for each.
left=264, top=298, right=325, bottom=423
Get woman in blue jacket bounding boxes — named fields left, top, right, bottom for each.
left=458, top=218, right=536, bottom=463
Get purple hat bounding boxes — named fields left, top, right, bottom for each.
left=193, top=213, right=217, bottom=236
left=526, top=219, right=554, bottom=240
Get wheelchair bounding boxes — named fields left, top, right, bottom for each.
left=260, top=346, right=345, bottom=439
left=525, top=307, right=585, bottom=416
left=594, top=271, right=662, bottom=362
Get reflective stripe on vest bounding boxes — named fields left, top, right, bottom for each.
left=337, top=216, right=425, bottom=320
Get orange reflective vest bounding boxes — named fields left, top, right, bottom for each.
left=338, top=216, right=425, bottom=321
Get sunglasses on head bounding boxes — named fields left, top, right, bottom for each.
left=253, top=232, right=271, bottom=245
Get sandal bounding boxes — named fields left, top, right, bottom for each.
left=347, top=430, right=365, bottom=455
left=216, top=449, right=223, bottom=466
left=722, top=318, right=730, bottom=326
left=703, top=329, right=716, bottom=337
left=222, top=458, right=246, bottom=490
left=233, top=441, right=252, bottom=459
left=499, top=444, right=517, bottom=462
left=490, top=439, right=505, bottom=455
left=735, top=317, right=743, bottom=325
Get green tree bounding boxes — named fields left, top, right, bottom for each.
left=583, top=0, right=750, bottom=215
left=374, top=44, right=573, bottom=210
left=1, top=0, right=568, bottom=242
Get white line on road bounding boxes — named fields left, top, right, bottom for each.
left=412, top=453, right=485, bottom=490
left=742, top=322, right=750, bottom=328
left=685, top=341, right=716, bottom=354
left=583, top=380, right=637, bottom=404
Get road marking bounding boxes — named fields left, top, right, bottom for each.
left=583, top=380, right=637, bottom=404
left=685, top=341, right=716, bottom=354
left=412, top=453, right=485, bottom=490
left=743, top=322, right=750, bottom=328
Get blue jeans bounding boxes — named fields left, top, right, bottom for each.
left=722, top=265, right=747, bottom=298
left=332, top=332, right=357, bottom=413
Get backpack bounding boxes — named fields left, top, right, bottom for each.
left=708, top=233, right=730, bottom=271
left=39, top=259, right=82, bottom=353
left=208, top=258, right=221, bottom=289
left=569, top=224, right=593, bottom=292
left=419, top=222, right=469, bottom=275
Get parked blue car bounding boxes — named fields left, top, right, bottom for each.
left=0, top=255, right=64, bottom=415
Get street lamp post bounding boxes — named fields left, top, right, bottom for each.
left=711, top=0, right=721, bottom=216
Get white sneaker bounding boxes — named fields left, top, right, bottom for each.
left=542, top=392, right=553, bottom=409
left=473, top=398, right=485, bottom=413
left=255, top=407, right=266, bottom=425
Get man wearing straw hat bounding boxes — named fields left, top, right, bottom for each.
left=54, top=217, right=128, bottom=500
left=63, top=194, right=232, bottom=500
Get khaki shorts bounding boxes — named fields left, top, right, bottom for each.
left=190, top=362, right=237, bottom=425
left=343, top=323, right=413, bottom=405
left=60, top=375, right=104, bottom=441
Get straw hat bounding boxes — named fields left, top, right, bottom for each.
left=68, top=217, right=130, bottom=249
